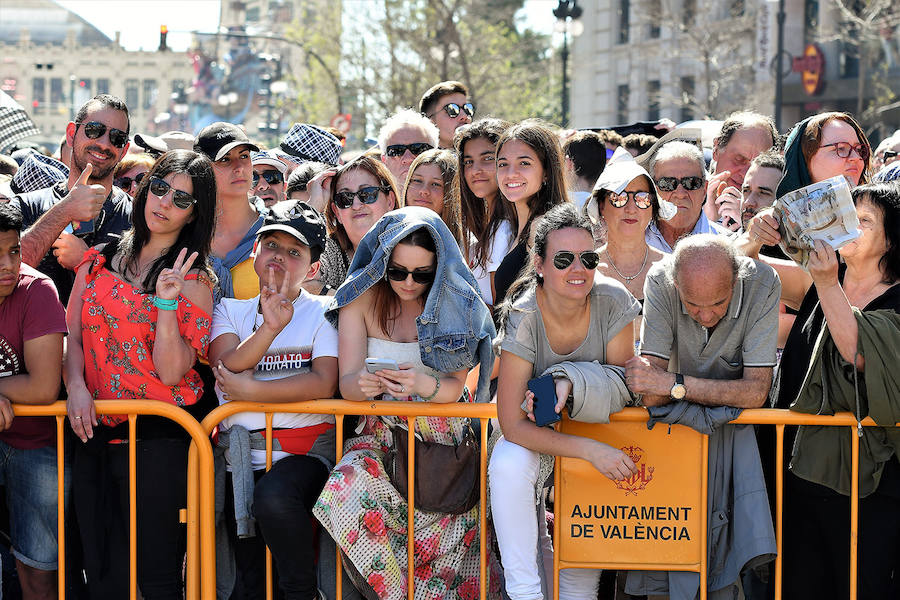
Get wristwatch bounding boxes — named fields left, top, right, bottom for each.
left=669, top=373, right=686, bottom=400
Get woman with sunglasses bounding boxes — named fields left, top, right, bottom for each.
left=314, top=207, right=501, bottom=600
left=455, top=118, right=514, bottom=309
left=64, top=150, right=217, bottom=598
left=113, top=153, right=155, bottom=197
left=489, top=203, right=640, bottom=600
left=402, top=148, right=465, bottom=248
left=586, top=150, right=671, bottom=344
left=492, top=120, right=570, bottom=307
left=307, top=156, right=400, bottom=295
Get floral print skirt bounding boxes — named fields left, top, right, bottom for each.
left=313, top=413, right=502, bottom=600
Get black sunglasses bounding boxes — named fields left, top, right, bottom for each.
left=386, top=265, right=436, bottom=284
left=608, top=190, right=653, bottom=209
left=430, top=102, right=475, bottom=119
left=552, top=250, right=600, bottom=270
left=149, top=176, right=197, bottom=209
left=884, top=150, right=899, bottom=160
left=75, top=121, right=129, bottom=148
left=114, top=172, right=145, bottom=190
left=252, top=170, right=284, bottom=186
left=655, top=176, right=704, bottom=192
left=333, top=186, right=390, bottom=210
left=385, top=143, right=433, bottom=158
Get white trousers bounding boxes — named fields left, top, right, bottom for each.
left=489, top=436, right=601, bottom=600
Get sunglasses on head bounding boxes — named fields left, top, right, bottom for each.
left=385, top=142, right=434, bottom=158
left=655, top=176, right=704, bottom=192
left=75, top=121, right=129, bottom=148
left=386, top=265, right=436, bottom=284
left=884, top=150, right=899, bottom=160
left=821, top=141, right=868, bottom=162
left=552, top=250, right=600, bottom=270
left=430, top=102, right=475, bottom=119
left=608, top=190, right=653, bottom=209
left=333, top=185, right=390, bottom=210
left=114, top=172, right=144, bottom=190
left=252, top=170, right=284, bottom=186
left=149, top=176, right=197, bottom=210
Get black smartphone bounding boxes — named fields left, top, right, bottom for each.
left=527, top=374, right=561, bottom=427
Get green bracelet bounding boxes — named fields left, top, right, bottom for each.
left=420, top=373, right=441, bottom=401
left=153, top=296, right=179, bottom=311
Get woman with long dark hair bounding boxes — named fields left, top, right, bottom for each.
left=454, top=118, right=513, bottom=308
left=491, top=120, right=570, bottom=306
left=65, top=149, right=217, bottom=598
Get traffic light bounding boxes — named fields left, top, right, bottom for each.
left=159, top=25, right=168, bottom=51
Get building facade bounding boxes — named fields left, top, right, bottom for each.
left=0, top=0, right=195, bottom=146
left=570, top=0, right=900, bottom=140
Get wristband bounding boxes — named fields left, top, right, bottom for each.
left=153, top=296, right=179, bottom=311
left=420, top=372, right=441, bottom=402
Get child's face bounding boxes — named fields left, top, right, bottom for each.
left=253, top=231, right=317, bottom=296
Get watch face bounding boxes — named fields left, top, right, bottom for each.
left=671, top=384, right=686, bottom=400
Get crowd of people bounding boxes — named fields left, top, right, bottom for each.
left=0, top=78, right=898, bottom=600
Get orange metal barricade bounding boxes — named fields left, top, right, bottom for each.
left=20, top=398, right=891, bottom=599
left=12, top=400, right=216, bottom=600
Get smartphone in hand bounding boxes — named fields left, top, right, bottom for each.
left=528, top=374, right=561, bottom=427
left=365, top=358, right=400, bottom=374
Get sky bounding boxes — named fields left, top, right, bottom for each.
left=55, top=0, right=556, bottom=52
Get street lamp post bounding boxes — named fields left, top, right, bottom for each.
left=553, top=1, right=583, bottom=128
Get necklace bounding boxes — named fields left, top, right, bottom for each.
left=606, top=246, right=649, bottom=282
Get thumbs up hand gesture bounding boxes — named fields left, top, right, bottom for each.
left=63, top=164, right=107, bottom=222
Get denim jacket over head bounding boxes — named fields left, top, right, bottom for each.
left=325, top=206, right=496, bottom=401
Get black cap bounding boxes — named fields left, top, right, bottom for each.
left=257, top=201, right=327, bottom=261
left=193, top=122, right=259, bottom=161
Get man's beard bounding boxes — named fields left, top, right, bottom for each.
left=73, top=146, right=116, bottom=181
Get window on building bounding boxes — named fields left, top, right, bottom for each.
left=680, top=76, right=695, bottom=122
left=142, top=79, right=158, bottom=110
left=50, top=78, right=64, bottom=108
left=79, top=79, right=92, bottom=95
left=804, top=0, right=819, bottom=44
left=32, top=78, right=46, bottom=114
left=730, top=0, right=745, bottom=16
left=617, top=84, right=630, bottom=125
left=618, top=0, right=630, bottom=44
left=246, top=6, right=260, bottom=21
left=647, top=80, right=661, bottom=121
left=125, top=79, right=139, bottom=110
left=683, top=0, right=696, bottom=27
left=648, top=0, right=661, bottom=38
left=97, top=78, right=110, bottom=95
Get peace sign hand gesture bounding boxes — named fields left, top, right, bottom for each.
left=258, top=265, right=294, bottom=334
left=155, top=248, right=199, bottom=301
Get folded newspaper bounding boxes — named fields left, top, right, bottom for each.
left=773, top=175, right=860, bottom=269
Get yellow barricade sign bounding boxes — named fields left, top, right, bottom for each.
left=557, top=418, right=706, bottom=569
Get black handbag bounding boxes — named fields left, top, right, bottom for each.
left=389, top=421, right=480, bottom=514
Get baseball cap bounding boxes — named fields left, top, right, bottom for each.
left=251, top=150, right=288, bottom=174
left=194, top=122, right=260, bottom=161
left=134, top=130, right=196, bottom=155
left=257, top=201, right=327, bottom=260
left=10, top=153, right=70, bottom=195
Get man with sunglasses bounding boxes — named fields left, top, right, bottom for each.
left=12, top=94, right=132, bottom=303
left=645, top=141, right=728, bottom=254
left=419, top=81, right=474, bottom=149
left=251, top=151, right=289, bottom=208
left=377, top=108, right=439, bottom=186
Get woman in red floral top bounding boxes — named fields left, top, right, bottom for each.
left=64, top=149, right=217, bottom=599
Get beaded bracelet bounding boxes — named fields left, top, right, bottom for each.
left=420, top=372, right=441, bottom=402
left=153, top=296, right=179, bottom=311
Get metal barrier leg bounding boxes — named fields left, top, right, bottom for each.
left=406, top=416, right=415, bottom=599
left=186, top=443, right=200, bottom=600
left=850, top=427, right=860, bottom=600
left=479, top=417, right=488, bottom=600
left=774, top=424, right=784, bottom=600
left=553, top=456, right=561, bottom=600
left=129, top=415, right=138, bottom=599
left=56, top=415, right=66, bottom=600
left=335, top=414, right=344, bottom=600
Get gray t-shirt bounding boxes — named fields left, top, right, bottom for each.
left=640, top=255, right=780, bottom=379
left=501, top=274, right=641, bottom=375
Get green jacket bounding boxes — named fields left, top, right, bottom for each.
left=790, top=308, right=900, bottom=497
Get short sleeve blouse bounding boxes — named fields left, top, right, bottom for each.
left=78, top=248, right=212, bottom=426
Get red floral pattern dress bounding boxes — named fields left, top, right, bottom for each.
left=313, top=340, right=502, bottom=600
left=78, top=249, right=212, bottom=426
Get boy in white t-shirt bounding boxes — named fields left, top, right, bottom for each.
left=209, top=201, right=338, bottom=600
